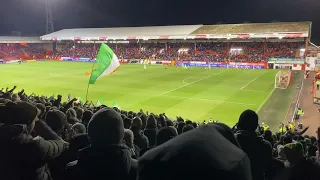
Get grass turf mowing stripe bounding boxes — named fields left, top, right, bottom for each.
left=1, top=61, right=280, bottom=125
left=162, top=94, right=257, bottom=105
left=160, top=71, right=225, bottom=96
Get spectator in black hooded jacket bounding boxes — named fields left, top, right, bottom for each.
left=0, top=100, right=67, bottom=180
left=66, top=108, right=80, bottom=125
left=234, top=109, right=272, bottom=180
left=144, top=115, right=157, bottom=147
left=66, top=108, right=137, bottom=180
left=131, top=117, right=149, bottom=150
left=138, top=123, right=252, bottom=180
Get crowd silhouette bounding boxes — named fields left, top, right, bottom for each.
left=1, top=86, right=320, bottom=180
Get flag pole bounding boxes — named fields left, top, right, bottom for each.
left=85, top=56, right=96, bottom=102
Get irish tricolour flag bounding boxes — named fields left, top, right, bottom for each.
left=88, top=43, right=120, bottom=84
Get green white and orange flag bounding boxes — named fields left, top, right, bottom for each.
left=88, top=43, right=120, bottom=84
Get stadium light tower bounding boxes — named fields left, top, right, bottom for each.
left=46, top=0, right=54, bottom=34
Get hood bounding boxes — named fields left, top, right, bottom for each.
left=138, top=123, right=252, bottom=180
left=77, top=144, right=132, bottom=177
left=235, top=129, right=262, bottom=140
left=0, top=124, right=30, bottom=144
left=131, top=126, right=142, bottom=134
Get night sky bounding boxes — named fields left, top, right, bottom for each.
left=0, top=0, right=320, bottom=43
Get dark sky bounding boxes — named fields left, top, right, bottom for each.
left=0, top=0, right=320, bottom=44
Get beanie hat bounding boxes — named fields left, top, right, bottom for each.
left=182, top=124, right=194, bottom=133
left=45, top=109, right=67, bottom=135
left=72, top=123, right=86, bottom=134
left=165, top=120, right=173, bottom=126
left=146, top=115, right=157, bottom=129
left=238, top=109, right=258, bottom=131
left=140, top=114, right=147, bottom=129
left=82, top=110, right=93, bottom=126
left=88, top=108, right=124, bottom=146
left=11, top=94, right=21, bottom=101
left=285, top=142, right=304, bottom=155
left=132, top=117, right=143, bottom=128
left=177, top=122, right=186, bottom=134
left=73, top=106, right=84, bottom=119
left=66, top=108, right=77, bottom=119
left=1, top=101, right=39, bottom=125
left=157, top=126, right=178, bottom=145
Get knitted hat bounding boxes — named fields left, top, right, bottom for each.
left=82, top=110, right=93, bottom=126
left=238, top=109, right=258, bottom=131
left=73, top=106, right=84, bottom=120
left=165, top=120, right=173, bottom=126
left=140, top=114, right=147, bottom=129
left=66, top=108, right=77, bottom=119
left=45, top=109, right=68, bottom=135
left=88, top=108, right=124, bottom=146
left=157, top=126, right=178, bottom=145
left=132, top=117, right=143, bottom=128
left=182, top=124, right=194, bottom=133
left=285, top=142, right=304, bottom=155
left=72, top=123, right=86, bottom=134
left=1, top=101, right=39, bottom=125
left=146, top=115, right=157, bottom=129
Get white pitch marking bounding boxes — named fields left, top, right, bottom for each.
left=182, top=77, right=193, bottom=85
left=1, top=72, right=82, bottom=86
left=241, top=89, right=267, bottom=93
left=163, top=95, right=257, bottom=106
left=256, top=88, right=275, bottom=112
left=240, top=77, right=259, bottom=90
left=160, top=71, right=224, bottom=96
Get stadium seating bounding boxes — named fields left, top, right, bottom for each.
left=0, top=86, right=320, bottom=180
left=0, top=43, right=47, bottom=60
left=53, top=41, right=304, bottom=62
left=0, top=41, right=304, bottom=62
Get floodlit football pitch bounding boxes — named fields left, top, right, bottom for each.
left=1, top=61, right=298, bottom=127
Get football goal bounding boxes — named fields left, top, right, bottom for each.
left=275, top=71, right=292, bottom=89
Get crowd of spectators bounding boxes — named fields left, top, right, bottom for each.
left=0, top=44, right=47, bottom=60
left=0, top=41, right=304, bottom=62
left=1, top=85, right=320, bottom=180
left=52, top=41, right=304, bottom=62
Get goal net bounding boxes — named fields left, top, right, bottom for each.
left=275, top=71, right=292, bottom=89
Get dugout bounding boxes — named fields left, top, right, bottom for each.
left=267, top=58, right=306, bottom=70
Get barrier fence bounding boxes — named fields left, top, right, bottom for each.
left=1, top=56, right=268, bottom=69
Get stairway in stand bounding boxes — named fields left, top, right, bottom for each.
left=20, top=48, right=32, bottom=59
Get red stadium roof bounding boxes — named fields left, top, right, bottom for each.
left=40, top=22, right=311, bottom=41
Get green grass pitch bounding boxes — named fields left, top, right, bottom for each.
left=0, top=61, right=280, bottom=126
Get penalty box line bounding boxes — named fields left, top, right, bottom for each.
left=162, top=95, right=257, bottom=106
left=239, top=77, right=259, bottom=90
left=160, top=71, right=225, bottom=96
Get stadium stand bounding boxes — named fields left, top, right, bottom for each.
left=0, top=22, right=310, bottom=62
left=2, top=22, right=320, bottom=180
left=51, top=41, right=304, bottom=62
left=1, top=86, right=320, bottom=180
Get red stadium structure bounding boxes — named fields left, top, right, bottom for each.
left=0, top=21, right=317, bottom=70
